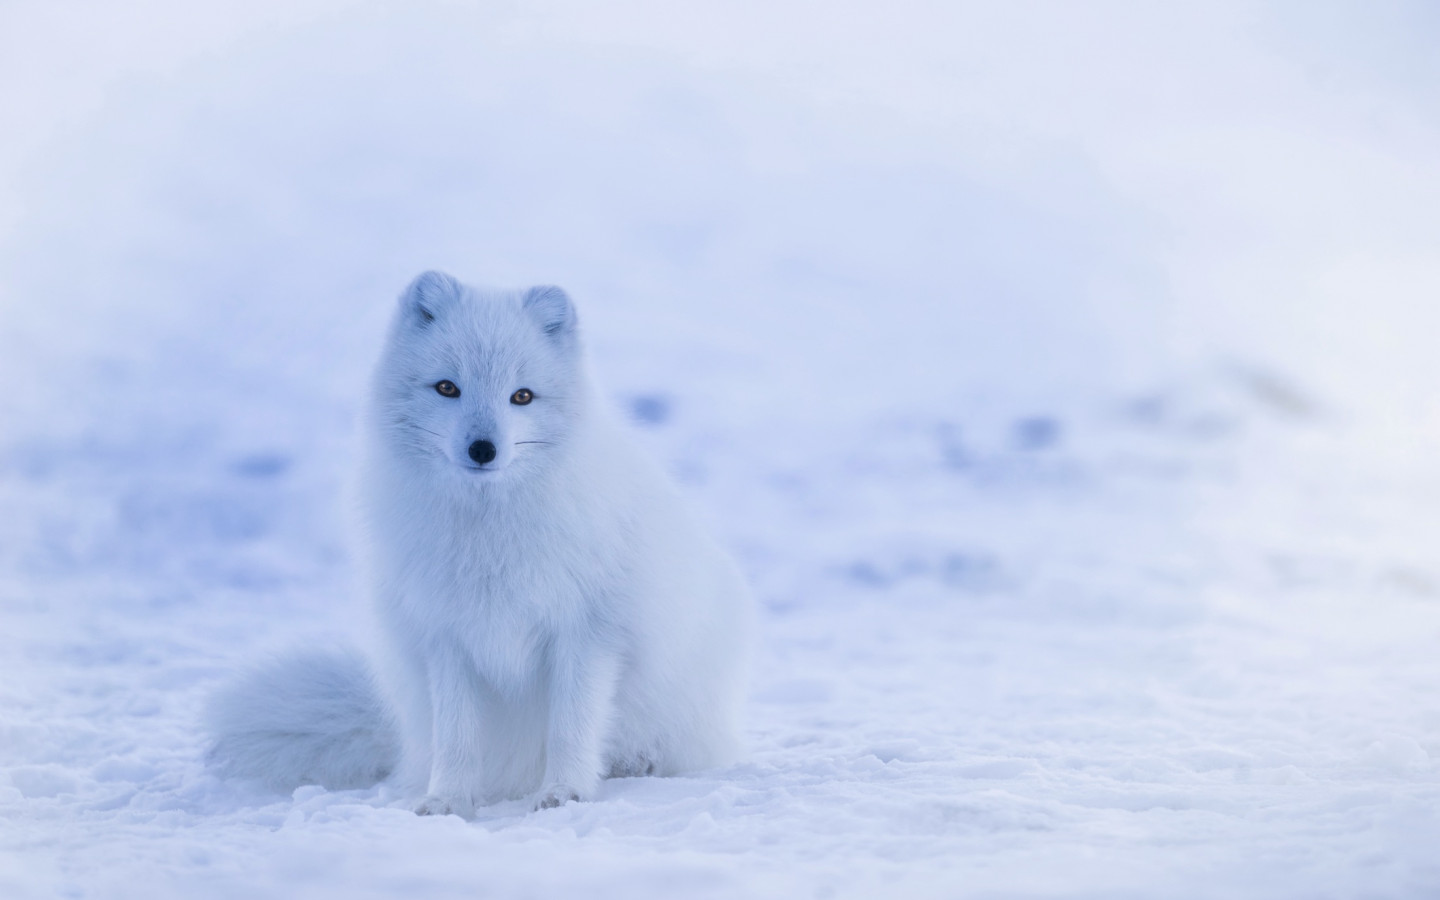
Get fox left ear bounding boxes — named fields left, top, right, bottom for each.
left=522, top=286, right=577, bottom=341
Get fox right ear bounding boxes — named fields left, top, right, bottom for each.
left=399, top=271, right=461, bottom=325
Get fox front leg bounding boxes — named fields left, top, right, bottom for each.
left=413, top=647, right=485, bottom=818
left=533, top=642, right=621, bottom=810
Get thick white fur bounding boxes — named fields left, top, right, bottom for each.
left=207, top=273, right=752, bottom=816
left=206, top=646, right=398, bottom=792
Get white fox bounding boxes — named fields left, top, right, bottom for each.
left=207, top=272, right=752, bottom=815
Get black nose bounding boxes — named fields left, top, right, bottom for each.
left=468, top=440, right=497, bottom=465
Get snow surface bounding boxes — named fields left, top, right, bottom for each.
left=4, top=1, right=1440, bottom=897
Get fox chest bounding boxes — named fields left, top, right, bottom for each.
left=392, top=531, right=609, bottom=688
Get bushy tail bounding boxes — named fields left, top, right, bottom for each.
left=205, top=646, right=399, bottom=793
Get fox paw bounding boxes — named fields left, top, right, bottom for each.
left=533, top=785, right=581, bottom=810
left=607, top=755, right=657, bottom=778
left=414, top=794, right=473, bottom=818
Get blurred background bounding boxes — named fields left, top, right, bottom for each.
left=4, top=0, right=1440, bottom=447
left=4, top=2, right=1440, bottom=897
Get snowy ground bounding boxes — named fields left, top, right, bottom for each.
left=3, top=2, right=1440, bottom=897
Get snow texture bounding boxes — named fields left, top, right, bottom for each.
left=3, top=1, right=1440, bottom=897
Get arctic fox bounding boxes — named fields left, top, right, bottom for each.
left=207, top=272, right=752, bottom=815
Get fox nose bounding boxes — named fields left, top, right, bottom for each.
left=468, top=440, right=497, bottom=465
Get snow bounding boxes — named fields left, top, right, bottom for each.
left=4, top=1, right=1440, bottom=897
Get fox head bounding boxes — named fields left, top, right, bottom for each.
left=370, top=271, right=586, bottom=479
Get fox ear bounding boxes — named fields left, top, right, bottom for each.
left=400, top=271, right=461, bottom=325
left=522, top=286, right=577, bottom=341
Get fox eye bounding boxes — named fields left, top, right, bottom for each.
left=510, top=388, right=534, bottom=406
left=435, top=380, right=460, bottom=398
